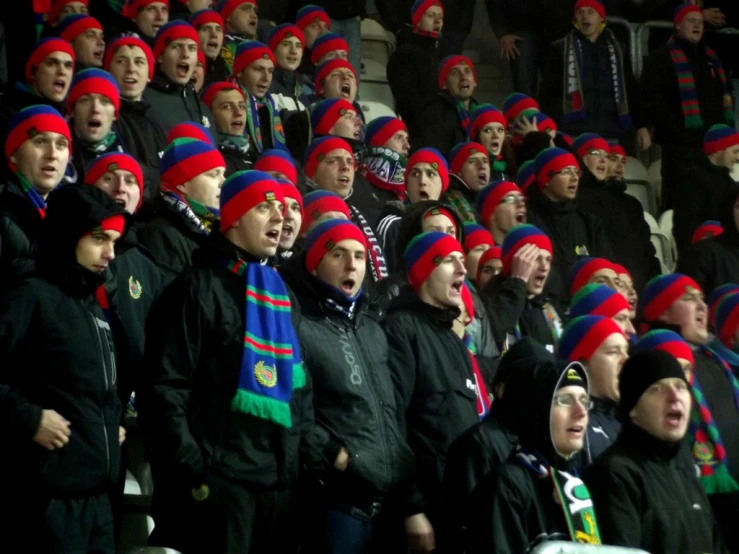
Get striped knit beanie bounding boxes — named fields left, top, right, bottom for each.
left=160, top=137, right=225, bottom=192
left=220, top=169, right=285, bottom=232
left=674, top=2, right=702, bottom=25
left=104, top=36, right=155, bottom=81
left=709, top=283, right=739, bottom=326
left=85, top=153, right=144, bottom=210
left=569, top=283, right=629, bottom=319
left=438, top=55, right=476, bottom=89
left=302, top=190, right=350, bottom=232
left=404, top=231, right=465, bottom=291
left=641, top=273, right=701, bottom=322
left=572, top=133, right=609, bottom=159
left=568, top=257, right=615, bottom=296
left=518, top=108, right=557, bottom=132
left=296, top=5, right=331, bottom=30
left=463, top=223, right=494, bottom=252
left=692, top=220, right=723, bottom=244
left=67, top=68, right=121, bottom=115
left=310, top=98, right=356, bottom=136
left=501, top=224, right=552, bottom=275
left=559, top=315, right=624, bottom=362
left=407, top=148, right=449, bottom=193
left=153, top=21, right=199, bottom=61
left=5, top=105, right=71, bottom=160
left=278, top=178, right=303, bottom=211
left=314, top=59, right=357, bottom=94
left=411, top=0, right=443, bottom=26
left=49, top=0, right=90, bottom=26
left=703, top=124, right=739, bottom=155
left=448, top=141, right=487, bottom=175
left=714, top=292, right=739, bottom=347
left=216, top=0, right=255, bottom=22
left=190, top=9, right=224, bottom=29
left=503, top=93, right=539, bottom=124
left=304, top=136, right=353, bottom=179
left=124, top=0, right=169, bottom=20
left=477, top=180, right=521, bottom=227
left=477, top=246, right=502, bottom=281
left=534, top=147, right=579, bottom=188
left=26, top=38, right=76, bottom=83
left=234, top=41, right=275, bottom=76
left=575, top=0, right=605, bottom=19
left=167, top=121, right=215, bottom=146
left=56, top=14, right=102, bottom=43
left=365, top=116, right=407, bottom=148
left=633, top=329, right=694, bottom=365
left=305, top=219, right=367, bottom=272
left=516, top=159, right=536, bottom=193
left=255, top=150, right=298, bottom=185
left=200, top=81, right=244, bottom=110
left=310, top=32, right=349, bottom=65
left=470, top=104, right=506, bottom=139
left=268, top=24, right=305, bottom=52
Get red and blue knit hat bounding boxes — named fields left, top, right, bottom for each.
left=516, top=159, right=536, bottom=193
left=407, top=148, right=449, bottom=193
left=277, top=178, right=303, bottom=211
left=305, top=218, right=367, bottom=272
left=641, top=273, right=701, bottom=322
left=477, top=246, right=502, bottom=280
left=404, top=231, right=465, bottom=291
left=438, top=55, right=476, bottom=89
left=714, top=292, right=739, bottom=347
left=503, top=93, right=539, bottom=124
left=518, top=108, right=557, bottom=132
left=216, top=0, right=255, bottom=22
left=56, top=14, right=102, bottom=43
left=463, top=223, right=494, bottom=252
left=296, top=4, right=331, bottom=30
left=692, top=220, right=723, bottom=244
left=568, top=257, right=615, bottom=296
left=5, top=105, right=71, bottom=160
left=703, top=124, right=739, bottom=155
left=234, top=41, right=275, bottom=75
left=104, top=36, right=155, bottom=81
left=477, top=180, right=522, bottom=227
left=84, top=152, right=144, bottom=210
left=569, top=283, right=630, bottom=319
left=167, top=121, right=215, bottom=146
left=268, top=24, right=305, bottom=52
left=255, top=149, right=298, bottom=185
left=311, top=32, right=349, bottom=65
left=190, top=9, right=224, bottom=30
left=67, top=68, right=121, bottom=115
left=709, top=283, right=739, bottom=326
left=411, top=0, right=444, bottom=26
left=49, top=0, right=90, bottom=26
left=501, top=224, right=552, bottom=275
left=674, top=3, right=702, bottom=25
left=572, top=133, right=609, bottom=159
left=26, top=38, right=76, bottom=83
left=153, top=21, right=199, bottom=61
left=220, top=169, right=285, bottom=232
left=310, top=98, right=356, bottom=136
left=160, top=137, right=225, bottom=192
left=469, top=104, right=506, bottom=139
left=534, top=147, right=579, bottom=188
left=200, top=81, right=244, bottom=109
left=610, top=144, right=626, bottom=157
left=448, top=141, right=487, bottom=176
left=314, top=59, right=357, bottom=94
left=302, top=190, right=350, bottom=232
left=574, top=0, right=605, bottom=19
left=365, top=116, right=407, bottom=148
left=559, top=315, right=624, bottom=362
left=633, top=329, right=694, bottom=365
left=304, top=136, right=353, bottom=179
left=124, top=0, right=169, bottom=20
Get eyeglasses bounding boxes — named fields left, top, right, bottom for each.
left=499, top=195, right=526, bottom=205
left=551, top=168, right=582, bottom=178
left=553, top=393, right=592, bottom=410
left=588, top=149, right=609, bottom=158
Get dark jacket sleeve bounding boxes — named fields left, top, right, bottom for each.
left=673, top=170, right=707, bottom=255
left=617, top=194, right=661, bottom=290
left=591, top=213, right=615, bottom=261
left=141, top=280, right=208, bottom=488
left=384, top=317, right=418, bottom=415
left=537, top=42, right=564, bottom=122
left=387, top=51, right=422, bottom=134
left=479, top=276, right=528, bottom=346
left=413, top=97, right=459, bottom=156
left=676, top=241, right=716, bottom=295
left=515, top=131, right=555, bottom=167
left=484, top=0, right=514, bottom=38
left=0, top=283, right=43, bottom=441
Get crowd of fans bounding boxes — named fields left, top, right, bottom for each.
left=0, top=0, right=738, bottom=553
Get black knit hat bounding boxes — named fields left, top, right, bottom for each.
left=617, top=350, right=688, bottom=422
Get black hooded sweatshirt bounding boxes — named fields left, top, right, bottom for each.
left=0, top=185, right=127, bottom=497
left=677, top=186, right=739, bottom=296
left=468, top=360, right=591, bottom=554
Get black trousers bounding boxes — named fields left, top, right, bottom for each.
left=149, top=473, right=295, bottom=554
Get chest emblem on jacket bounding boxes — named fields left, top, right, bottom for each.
left=201, top=116, right=211, bottom=128
left=129, top=276, right=143, bottom=300
left=575, top=245, right=590, bottom=256
left=254, top=361, right=277, bottom=388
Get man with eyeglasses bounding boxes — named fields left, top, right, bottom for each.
left=640, top=273, right=739, bottom=550
left=143, top=21, right=214, bottom=137
left=527, top=147, right=614, bottom=312
left=476, top=179, right=526, bottom=245
left=442, top=141, right=491, bottom=224
left=468, top=357, right=598, bottom=553
left=585, top=350, right=723, bottom=553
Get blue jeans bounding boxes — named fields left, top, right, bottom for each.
left=510, top=30, right=546, bottom=97
left=330, top=17, right=362, bottom=78
left=310, top=509, right=374, bottom=554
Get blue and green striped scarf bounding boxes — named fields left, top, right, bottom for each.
left=224, top=259, right=306, bottom=428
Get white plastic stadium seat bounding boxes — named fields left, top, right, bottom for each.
left=643, top=210, right=659, bottom=232
left=624, top=156, right=649, bottom=181
left=361, top=58, right=389, bottom=84
left=658, top=209, right=678, bottom=268
left=358, top=83, right=395, bottom=113
left=361, top=19, right=395, bottom=65
left=359, top=100, right=397, bottom=123
left=626, top=181, right=657, bottom=216
left=531, top=542, right=649, bottom=554
left=124, top=469, right=142, bottom=495
left=651, top=231, right=673, bottom=274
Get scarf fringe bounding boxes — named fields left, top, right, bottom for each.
left=231, top=389, right=293, bottom=428
left=700, top=465, right=739, bottom=495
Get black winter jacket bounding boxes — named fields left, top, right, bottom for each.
left=142, top=232, right=320, bottom=494
left=143, top=72, right=215, bottom=137
left=585, top=423, right=721, bottom=553
left=413, top=92, right=474, bottom=157
left=0, top=186, right=126, bottom=496
left=67, top=131, right=128, bottom=186
left=383, top=293, right=480, bottom=522
left=292, top=267, right=416, bottom=513
left=585, top=396, right=620, bottom=462
left=0, top=179, right=43, bottom=289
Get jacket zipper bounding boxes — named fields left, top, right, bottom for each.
left=87, top=308, right=112, bottom=477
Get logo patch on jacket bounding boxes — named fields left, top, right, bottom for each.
left=575, top=245, right=589, bottom=256
left=254, top=361, right=277, bottom=388
left=129, top=276, right=142, bottom=300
